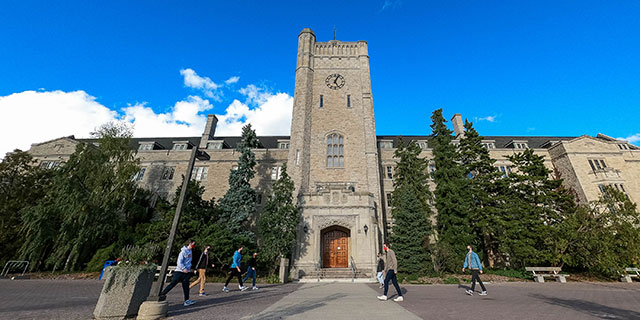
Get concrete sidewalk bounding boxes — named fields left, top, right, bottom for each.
left=244, top=282, right=420, bottom=320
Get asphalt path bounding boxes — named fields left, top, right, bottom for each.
left=1, top=279, right=639, bottom=319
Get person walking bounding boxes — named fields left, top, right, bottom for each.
left=242, top=252, right=259, bottom=290
left=376, top=253, right=385, bottom=288
left=223, top=247, right=248, bottom=292
left=189, top=245, right=215, bottom=296
left=377, top=242, right=403, bottom=302
left=160, top=240, right=197, bottom=306
left=462, top=245, right=487, bottom=296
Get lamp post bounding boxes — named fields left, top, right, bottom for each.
left=139, top=145, right=209, bottom=318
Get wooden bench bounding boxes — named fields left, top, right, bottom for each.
left=620, top=267, right=640, bottom=283
left=525, top=267, right=570, bottom=283
left=155, top=266, right=177, bottom=283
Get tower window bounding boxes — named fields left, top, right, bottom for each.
left=320, top=95, right=323, bottom=108
left=327, top=133, right=344, bottom=168
left=347, top=95, right=351, bottom=108
left=386, top=166, right=393, bottom=179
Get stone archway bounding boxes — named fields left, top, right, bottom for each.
left=321, top=226, right=350, bottom=268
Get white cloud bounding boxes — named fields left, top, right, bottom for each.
left=122, top=96, right=213, bottom=137
left=617, top=133, right=640, bottom=145
left=180, top=68, right=222, bottom=100
left=381, top=0, right=401, bottom=11
left=0, top=86, right=293, bottom=158
left=215, top=89, right=293, bottom=136
left=0, top=90, right=117, bottom=157
left=225, top=76, right=240, bottom=84
left=474, top=115, right=497, bottom=123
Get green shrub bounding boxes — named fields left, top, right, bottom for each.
left=485, top=269, right=528, bottom=279
left=118, top=243, right=160, bottom=268
left=86, top=244, right=118, bottom=272
left=444, top=277, right=459, bottom=284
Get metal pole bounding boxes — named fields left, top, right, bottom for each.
left=148, top=146, right=198, bottom=300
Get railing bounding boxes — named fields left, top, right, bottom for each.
left=315, top=264, right=322, bottom=282
left=350, top=256, right=357, bottom=282
left=2, top=260, right=29, bottom=277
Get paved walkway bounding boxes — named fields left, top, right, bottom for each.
left=1, top=279, right=639, bottom=319
left=245, top=282, right=420, bottom=320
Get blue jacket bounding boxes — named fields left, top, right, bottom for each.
left=463, top=251, right=483, bottom=271
left=231, top=250, right=242, bottom=268
left=177, top=246, right=193, bottom=273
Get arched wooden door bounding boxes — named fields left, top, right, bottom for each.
left=322, top=227, right=349, bottom=268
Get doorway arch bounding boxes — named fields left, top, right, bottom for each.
left=321, top=226, right=350, bottom=268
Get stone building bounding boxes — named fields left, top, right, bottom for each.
left=26, top=28, right=639, bottom=279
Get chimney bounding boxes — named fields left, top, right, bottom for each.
left=199, top=115, right=218, bottom=148
left=451, top=113, right=465, bottom=139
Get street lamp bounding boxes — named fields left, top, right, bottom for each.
left=142, top=145, right=209, bottom=311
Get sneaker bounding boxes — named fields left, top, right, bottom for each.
left=240, top=286, right=249, bottom=291
left=479, top=291, right=488, bottom=296
left=377, top=295, right=388, bottom=301
left=199, top=292, right=206, bottom=296
left=393, top=296, right=404, bottom=302
left=379, top=285, right=384, bottom=289
left=466, top=289, right=473, bottom=296
left=252, top=286, right=259, bottom=290
left=183, top=299, right=196, bottom=306
left=222, top=287, right=229, bottom=293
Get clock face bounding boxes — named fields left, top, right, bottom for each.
left=325, top=73, right=345, bottom=90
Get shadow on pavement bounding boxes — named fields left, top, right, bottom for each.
left=248, top=292, right=346, bottom=320
left=532, top=294, right=640, bottom=319
left=166, top=285, right=299, bottom=317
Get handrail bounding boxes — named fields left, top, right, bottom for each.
left=350, top=256, right=357, bottom=282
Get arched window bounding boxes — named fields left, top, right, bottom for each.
left=327, top=133, right=344, bottom=168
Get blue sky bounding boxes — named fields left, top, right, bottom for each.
left=1, top=1, right=639, bottom=156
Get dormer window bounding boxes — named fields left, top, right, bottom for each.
left=206, top=141, right=223, bottom=150
left=138, top=143, right=155, bottom=151
left=278, top=141, right=290, bottom=149
left=481, top=142, right=496, bottom=149
left=417, top=141, right=428, bottom=149
left=481, top=140, right=496, bottom=149
left=507, top=140, right=528, bottom=149
left=173, top=143, right=188, bottom=150
left=378, top=141, right=393, bottom=149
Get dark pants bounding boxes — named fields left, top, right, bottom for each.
left=471, top=270, right=486, bottom=292
left=225, top=268, right=244, bottom=287
left=383, top=269, right=402, bottom=297
left=161, top=271, right=191, bottom=301
left=243, top=268, right=256, bottom=287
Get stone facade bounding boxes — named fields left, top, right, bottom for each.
left=25, top=28, right=639, bottom=279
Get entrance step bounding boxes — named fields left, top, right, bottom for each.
left=301, top=268, right=373, bottom=281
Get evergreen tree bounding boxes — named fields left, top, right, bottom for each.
left=457, top=120, right=503, bottom=267
left=388, top=140, right=434, bottom=274
left=259, top=163, right=300, bottom=274
left=497, top=149, right=576, bottom=268
left=218, top=124, right=259, bottom=244
left=430, top=109, right=471, bottom=260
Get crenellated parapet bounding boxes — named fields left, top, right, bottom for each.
left=314, top=40, right=368, bottom=57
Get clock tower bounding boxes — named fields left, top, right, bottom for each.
left=288, top=28, right=382, bottom=278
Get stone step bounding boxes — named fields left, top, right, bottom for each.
left=302, top=268, right=372, bottom=279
